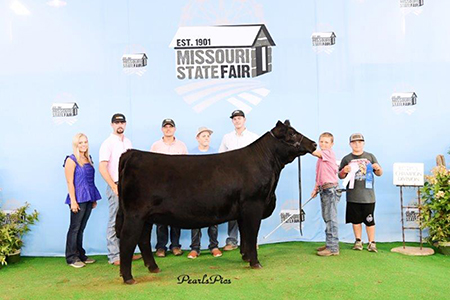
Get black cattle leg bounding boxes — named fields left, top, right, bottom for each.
left=137, top=222, right=160, bottom=274
left=119, top=218, right=144, bottom=284
left=241, top=211, right=263, bottom=269
left=237, top=219, right=250, bottom=262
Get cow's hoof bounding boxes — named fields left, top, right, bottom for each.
left=149, top=267, right=161, bottom=273
left=251, top=263, right=263, bottom=269
left=241, top=255, right=250, bottom=262
left=124, top=278, right=136, bottom=285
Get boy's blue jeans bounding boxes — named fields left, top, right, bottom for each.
left=320, top=186, right=341, bottom=252
left=190, top=225, right=219, bottom=253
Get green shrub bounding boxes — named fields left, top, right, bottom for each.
left=420, top=166, right=450, bottom=244
left=0, top=203, right=39, bottom=265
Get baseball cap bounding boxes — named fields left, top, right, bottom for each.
left=196, top=126, right=213, bottom=137
left=162, top=118, right=175, bottom=127
left=349, top=133, right=365, bottom=142
left=111, top=113, right=126, bottom=123
left=230, top=110, right=245, bottom=119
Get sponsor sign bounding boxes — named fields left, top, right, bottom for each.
left=393, top=163, right=424, bottom=186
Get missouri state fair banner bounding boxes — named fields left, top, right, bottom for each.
left=170, top=25, right=275, bottom=80
left=1, top=0, right=449, bottom=257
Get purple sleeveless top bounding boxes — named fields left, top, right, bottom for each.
left=64, top=154, right=102, bottom=204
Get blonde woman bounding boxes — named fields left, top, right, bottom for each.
left=64, top=133, right=101, bottom=268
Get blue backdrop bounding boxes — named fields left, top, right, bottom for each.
left=0, top=0, right=448, bottom=256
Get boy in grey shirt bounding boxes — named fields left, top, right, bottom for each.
left=339, top=133, right=383, bottom=252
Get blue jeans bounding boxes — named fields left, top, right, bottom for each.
left=106, top=185, right=120, bottom=263
left=156, top=225, right=181, bottom=251
left=226, top=220, right=238, bottom=246
left=65, top=202, right=93, bottom=264
left=190, top=225, right=219, bottom=253
left=320, top=187, right=341, bottom=252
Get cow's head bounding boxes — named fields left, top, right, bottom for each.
left=271, top=120, right=317, bottom=162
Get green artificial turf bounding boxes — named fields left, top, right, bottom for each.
left=1, top=242, right=449, bottom=300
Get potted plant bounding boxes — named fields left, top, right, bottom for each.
left=0, top=203, right=39, bottom=265
left=420, top=166, right=450, bottom=255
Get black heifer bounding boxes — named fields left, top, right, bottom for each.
left=116, top=120, right=316, bottom=284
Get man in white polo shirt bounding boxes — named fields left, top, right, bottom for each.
left=99, top=113, right=140, bottom=265
left=219, top=110, right=259, bottom=251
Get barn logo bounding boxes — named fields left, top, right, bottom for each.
left=312, top=32, right=336, bottom=46
left=406, top=209, right=419, bottom=222
left=400, top=0, right=424, bottom=18
left=170, top=24, right=275, bottom=80
left=279, top=200, right=301, bottom=232
left=122, top=45, right=148, bottom=77
left=392, top=92, right=417, bottom=115
left=400, top=0, right=424, bottom=8
left=122, top=53, right=147, bottom=68
left=52, top=102, right=78, bottom=117
left=51, top=93, right=79, bottom=125
left=170, top=24, right=275, bottom=114
left=312, top=30, right=336, bottom=54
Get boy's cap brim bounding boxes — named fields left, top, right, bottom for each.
left=349, top=133, right=364, bottom=142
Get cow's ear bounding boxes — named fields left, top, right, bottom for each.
left=273, top=121, right=287, bottom=138
left=284, top=120, right=291, bottom=127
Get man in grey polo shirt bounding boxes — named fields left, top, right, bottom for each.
left=219, top=110, right=259, bottom=251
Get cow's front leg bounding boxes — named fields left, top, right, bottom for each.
left=138, top=222, right=160, bottom=273
left=241, top=211, right=263, bottom=269
left=237, top=219, right=249, bottom=262
left=120, top=218, right=145, bottom=284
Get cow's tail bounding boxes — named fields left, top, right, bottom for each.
left=115, top=150, right=133, bottom=239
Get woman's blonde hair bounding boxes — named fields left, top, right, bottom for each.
left=72, top=133, right=93, bottom=166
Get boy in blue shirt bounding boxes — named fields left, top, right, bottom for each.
left=187, top=127, right=223, bottom=259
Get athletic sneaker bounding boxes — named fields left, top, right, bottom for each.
left=69, top=261, right=86, bottom=268
left=367, top=242, right=378, bottom=253
left=352, top=240, right=363, bottom=251
left=83, top=258, right=96, bottom=264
